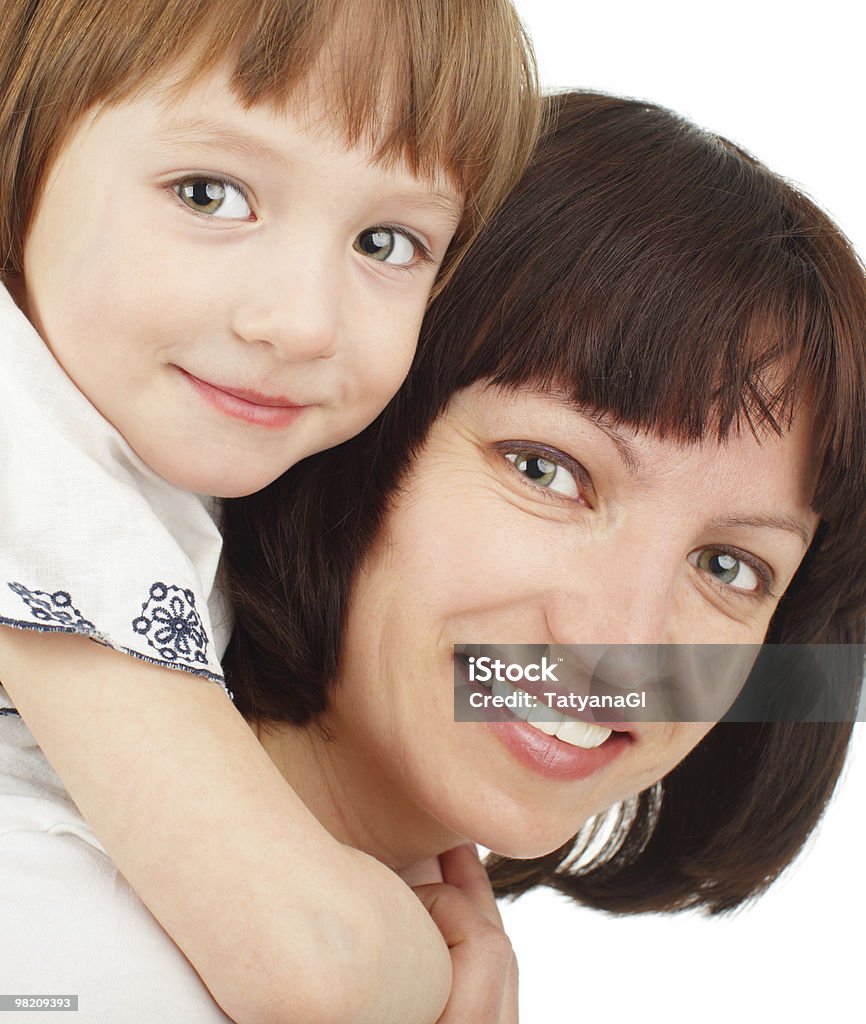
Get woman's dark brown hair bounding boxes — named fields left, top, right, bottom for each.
left=223, top=92, right=866, bottom=913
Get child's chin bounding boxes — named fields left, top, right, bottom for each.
left=139, top=448, right=278, bottom=498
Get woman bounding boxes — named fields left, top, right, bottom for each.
left=222, top=90, right=865, bottom=925
left=3, top=92, right=863, bottom=1022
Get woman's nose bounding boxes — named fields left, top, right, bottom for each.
left=231, top=245, right=341, bottom=362
left=544, top=542, right=678, bottom=647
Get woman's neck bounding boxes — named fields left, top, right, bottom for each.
left=251, top=716, right=464, bottom=871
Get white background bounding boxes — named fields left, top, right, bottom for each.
left=501, top=3, right=865, bottom=1021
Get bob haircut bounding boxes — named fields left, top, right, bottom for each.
left=0, top=0, right=540, bottom=292
left=223, top=92, right=866, bottom=913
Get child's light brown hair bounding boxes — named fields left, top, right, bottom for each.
left=0, top=0, right=541, bottom=290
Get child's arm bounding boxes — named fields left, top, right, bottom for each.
left=0, top=628, right=452, bottom=1024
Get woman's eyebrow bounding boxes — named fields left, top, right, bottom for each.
left=550, top=401, right=641, bottom=474
left=585, top=416, right=641, bottom=475
left=703, top=513, right=812, bottom=548
left=543, top=398, right=814, bottom=546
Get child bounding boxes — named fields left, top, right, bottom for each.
left=0, top=1, right=540, bottom=1020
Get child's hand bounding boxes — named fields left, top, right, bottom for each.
left=412, top=844, right=519, bottom=1024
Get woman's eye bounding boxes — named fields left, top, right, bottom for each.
left=691, top=549, right=761, bottom=593
left=354, top=227, right=425, bottom=266
left=505, top=452, right=579, bottom=498
left=173, top=178, right=252, bottom=220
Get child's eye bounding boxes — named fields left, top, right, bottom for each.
left=689, top=548, right=772, bottom=596
left=353, top=226, right=431, bottom=267
left=505, top=451, right=580, bottom=499
left=173, top=177, right=253, bottom=220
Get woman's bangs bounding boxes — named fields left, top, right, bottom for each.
left=463, top=218, right=857, bottom=481
left=571, top=310, right=819, bottom=447
left=469, top=268, right=811, bottom=449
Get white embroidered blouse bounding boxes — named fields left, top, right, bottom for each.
left=0, top=282, right=232, bottom=700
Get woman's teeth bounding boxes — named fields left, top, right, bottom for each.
left=490, top=678, right=612, bottom=749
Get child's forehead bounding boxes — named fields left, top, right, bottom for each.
left=128, top=60, right=463, bottom=210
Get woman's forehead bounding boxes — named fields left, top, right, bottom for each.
left=442, top=382, right=819, bottom=526
left=452, top=381, right=816, bottom=453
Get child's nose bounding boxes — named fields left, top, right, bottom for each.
left=231, top=259, right=340, bottom=362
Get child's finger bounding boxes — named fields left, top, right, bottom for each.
left=438, top=843, right=504, bottom=929
left=396, top=856, right=444, bottom=886
left=499, top=949, right=520, bottom=1024
left=413, top=882, right=514, bottom=1024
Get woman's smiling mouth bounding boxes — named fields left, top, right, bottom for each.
left=489, top=677, right=614, bottom=748
left=454, top=653, right=632, bottom=781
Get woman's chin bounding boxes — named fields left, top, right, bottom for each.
left=484, top=837, right=576, bottom=860
left=450, top=805, right=598, bottom=862
left=471, top=828, right=584, bottom=861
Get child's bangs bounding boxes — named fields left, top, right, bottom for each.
left=166, top=0, right=540, bottom=229
left=1, top=1, right=539, bottom=281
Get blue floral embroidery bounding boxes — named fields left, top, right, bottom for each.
left=7, top=582, right=98, bottom=635
left=132, top=582, right=209, bottom=665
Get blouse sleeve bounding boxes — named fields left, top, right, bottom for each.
left=0, top=285, right=229, bottom=689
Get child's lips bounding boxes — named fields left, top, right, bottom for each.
left=177, top=368, right=313, bottom=427
left=192, top=376, right=300, bottom=407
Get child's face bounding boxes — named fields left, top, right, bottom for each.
left=21, top=67, right=461, bottom=496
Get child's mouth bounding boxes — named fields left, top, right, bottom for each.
left=177, top=367, right=310, bottom=428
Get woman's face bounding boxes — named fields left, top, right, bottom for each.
left=324, top=383, right=819, bottom=860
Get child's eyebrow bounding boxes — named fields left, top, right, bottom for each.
left=153, top=116, right=463, bottom=220
left=153, top=116, right=294, bottom=167
left=378, top=190, right=463, bottom=226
